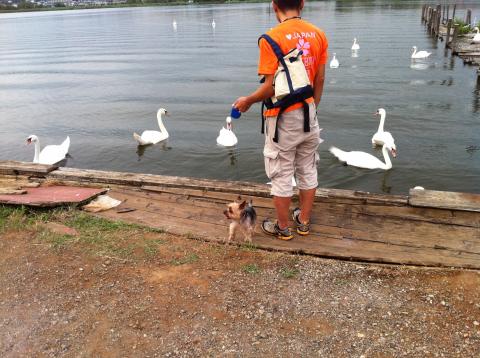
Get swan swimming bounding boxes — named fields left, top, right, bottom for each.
left=329, top=144, right=396, bottom=170
left=371, top=108, right=396, bottom=151
left=411, top=46, right=431, bottom=59
left=216, top=117, right=238, bottom=147
left=212, top=19, right=216, bottom=29
left=133, top=108, right=169, bottom=146
left=351, top=38, right=360, bottom=51
left=172, top=20, right=177, bottom=30
left=26, top=135, right=70, bottom=165
left=472, top=27, right=480, bottom=43
left=329, top=53, right=339, bottom=68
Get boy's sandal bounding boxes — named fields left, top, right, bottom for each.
left=261, top=219, right=294, bottom=241
left=292, top=207, right=310, bottom=236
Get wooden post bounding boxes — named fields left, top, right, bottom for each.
left=436, top=5, right=441, bottom=36
left=452, top=4, right=456, bottom=22
left=451, top=24, right=459, bottom=51
left=466, top=9, right=472, bottom=26
left=447, top=5, right=449, bottom=21
left=428, top=8, right=434, bottom=34
left=445, top=19, right=452, bottom=47
left=421, top=4, right=426, bottom=22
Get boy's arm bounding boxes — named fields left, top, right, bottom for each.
left=313, top=64, right=325, bottom=107
left=233, top=74, right=274, bottom=113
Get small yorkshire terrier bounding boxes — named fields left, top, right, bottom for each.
left=223, top=196, right=257, bottom=244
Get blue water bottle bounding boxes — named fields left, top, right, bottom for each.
left=230, top=107, right=241, bottom=119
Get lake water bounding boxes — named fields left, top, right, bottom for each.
left=1, top=1, right=479, bottom=194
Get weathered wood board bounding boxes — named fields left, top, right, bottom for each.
left=97, top=187, right=480, bottom=269
left=1, top=163, right=480, bottom=269
left=0, top=161, right=57, bottom=176
left=0, top=186, right=106, bottom=207
left=409, top=188, right=480, bottom=212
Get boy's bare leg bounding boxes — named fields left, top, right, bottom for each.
left=299, top=188, right=316, bottom=224
left=273, top=196, right=292, bottom=229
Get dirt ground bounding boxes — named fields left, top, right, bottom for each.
left=0, top=206, right=479, bottom=357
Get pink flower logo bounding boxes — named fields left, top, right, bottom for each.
left=296, top=38, right=310, bottom=56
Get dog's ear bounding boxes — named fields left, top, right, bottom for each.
left=239, top=200, right=247, bottom=210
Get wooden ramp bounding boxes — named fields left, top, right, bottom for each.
left=0, top=186, right=106, bottom=207
left=0, top=162, right=479, bottom=269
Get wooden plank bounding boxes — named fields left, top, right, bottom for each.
left=0, top=186, right=107, bottom=207
left=0, top=161, right=57, bottom=176
left=48, top=167, right=408, bottom=206
left=409, top=189, right=480, bottom=212
left=139, top=185, right=480, bottom=228
left=106, top=188, right=480, bottom=261
left=0, top=188, right=27, bottom=195
left=96, top=196, right=480, bottom=269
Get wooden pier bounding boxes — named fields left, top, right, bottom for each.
left=1, top=161, right=479, bottom=269
left=421, top=4, right=480, bottom=69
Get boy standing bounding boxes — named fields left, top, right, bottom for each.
left=233, top=0, right=328, bottom=240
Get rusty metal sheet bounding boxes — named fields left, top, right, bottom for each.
left=0, top=186, right=107, bottom=207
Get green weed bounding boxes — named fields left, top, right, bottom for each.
left=242, top=263, right=260, bottom=274
left=170, top=253, right=199, bottom=266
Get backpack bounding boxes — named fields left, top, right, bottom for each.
left=259, top=34, right=314, bottom=143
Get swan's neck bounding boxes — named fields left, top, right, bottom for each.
left=33, top=140, right=40, bottom=163
left=382, top=145, right=392, bottom=169
left=157, top=113, right=168, bottom=135
left=353, top=39, right=357, bottom=45
left=378, top=112, right=386, bottom=132
left=412, top=48, right=417, bottom=56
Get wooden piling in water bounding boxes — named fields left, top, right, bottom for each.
left=446, top=5, right=449, bottom=23
left=445, top=19, right=453, bottom=48
left=421, top=4, right=426, bottom=22
left=466, top=9, right=472, bottom=26
left=436, top=5, right=441, bottom=37
left=452, top=4, right=456, bottom=22
left=451, top=24, right=459, bottom=49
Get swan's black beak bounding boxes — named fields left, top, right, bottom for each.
left=391, top=148, right=397, bottom=158
left=165, top=111, right=169, bottom=116
left=26, top=138, right=32, bottom=144
left=374, top=111, right=379, bottom=117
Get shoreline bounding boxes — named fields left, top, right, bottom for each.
left=0, top=0, right=268, bottom=14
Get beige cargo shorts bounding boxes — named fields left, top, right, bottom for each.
left=264, top=103, right=322, bottom=197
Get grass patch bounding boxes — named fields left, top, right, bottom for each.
left=280, top=267, right=299, bottom=279
left=242, top=263, right=260, bottom=274
left=454, top=18, right=472, bottom=35
left=170, top=253, right=199, bottom=266
left=240, top=242, right=258, bottom=252
left=144, top=239, right=166, bottom=258
left=185, top=232, right=197, bottom=240
left=0, top=205, right=167, bottom=261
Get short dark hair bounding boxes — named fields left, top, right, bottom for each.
left=273, top=0, right=303, bottom=11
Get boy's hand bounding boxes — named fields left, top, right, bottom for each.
left=233, top=96, right=252, bottom=113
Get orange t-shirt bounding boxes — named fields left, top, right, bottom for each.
left=258, top=18, right=328, bottom=117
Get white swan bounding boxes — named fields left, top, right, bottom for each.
left=133, top=108, right=169, bottom=146
left=371, top=108, right=396, bottom=151
left=172, top=20, right=177, bottom=31
left=330, top=53, right=339, bottom=68
left=26, top=135, right=70, bottom=165
left=351, top=38, right=360, bottom=51
left=212, top=19, right=216, bottom=29
left=216, top=117, right=238, bottom=147
left=329, top=144, right=396, bottom=170
left=472, top=27, right=480, bottom=43
left=411, top=46, right=431, bottom=59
